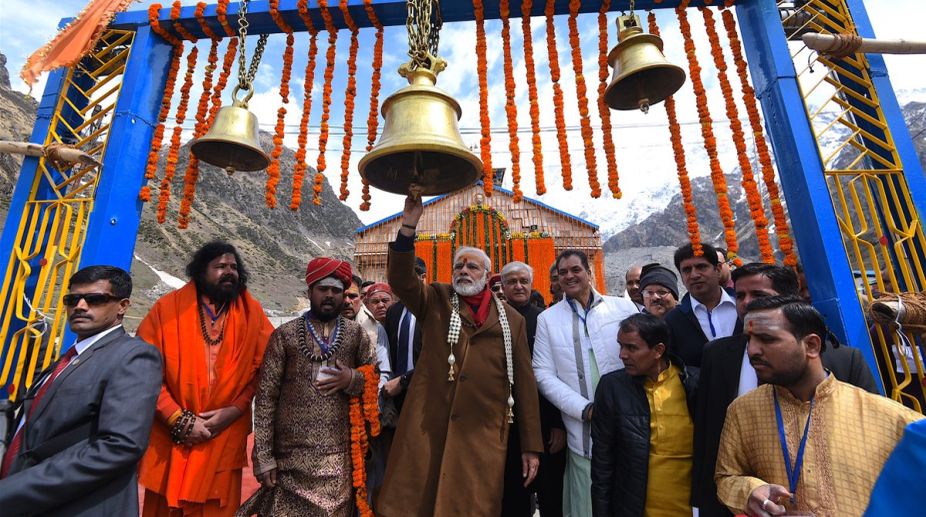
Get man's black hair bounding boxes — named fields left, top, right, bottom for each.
left=556, top=249, right=591, bottom=273
left=414, top=257, right=427, bottom=276
left=360, top=280, right=375, bottom=289
left=351, top=274, right=363, bottom=288
left=745, top=295, right=827, bottom=350
left=185, top=241, right=249, bottom=290
left=732, top=263, right=800, bottom=296
left=619, top=313, right=671, bottom=349
left=69, top=265, right=133, bottom=299
left=673, top=242, right=720, bottom=271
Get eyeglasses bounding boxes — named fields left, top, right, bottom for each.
left=63, top=293, right=123, bottom=307
left=642, top=289, right=673, bottom=299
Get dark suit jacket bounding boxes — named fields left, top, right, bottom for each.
left=0, top=327, right=162, bottom=516
left=384, top=301, right=422, bottom=377
left=664, top=291, right=743, bottom=368
left=691, top=334, right=880, bottom=516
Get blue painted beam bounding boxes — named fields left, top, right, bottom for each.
left=108, top=0, right=714, bottom=38
left=735, top=0, right=884, bottom=393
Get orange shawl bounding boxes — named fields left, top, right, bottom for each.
left=21, top=0, right=135, bottom=85
left=137, top=282, right=272, bottom=506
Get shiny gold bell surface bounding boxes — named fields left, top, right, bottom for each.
left=605, top=14, right=686, bottom=113
left=191, top=97, right=270, bottom=174
left=359, top=67, right=482, bottom=196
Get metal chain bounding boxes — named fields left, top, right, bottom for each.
left=236, top=0, right=270, bottom=91
left=405, top=0, right=443, bottom=69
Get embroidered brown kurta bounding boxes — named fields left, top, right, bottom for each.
left=238, top=315, right=373, bottom=517
left=377, top=248, right=544, bottom=517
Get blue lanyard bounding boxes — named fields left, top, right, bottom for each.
left=773, top=389, right=814, bottom=505
left=567, top=298, right=592, bottom=336
left=304, top=311, right=340, bottom=355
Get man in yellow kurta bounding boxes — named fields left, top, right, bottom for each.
left=716, top=295, right=923, bottom=516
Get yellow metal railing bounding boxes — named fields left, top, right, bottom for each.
left=780, top=0, right=926, bottom=411
left=0, top=30, right=134, bottom=400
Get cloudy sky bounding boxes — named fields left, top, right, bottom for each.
left=1, top=0, right=924, bottom=230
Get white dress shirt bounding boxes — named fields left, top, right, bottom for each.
left=691, top=289, right=737, bottom=340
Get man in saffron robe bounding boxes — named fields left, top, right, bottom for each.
left=377, top=192, right=543, bottom=517
left=238, top=258, right=377, bottom=516
left=138, top=241, right=273, bottom=517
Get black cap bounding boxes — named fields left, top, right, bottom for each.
left=639, top=263, right=679, bottom=300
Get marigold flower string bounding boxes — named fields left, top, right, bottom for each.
left=677, top=5, right=739, bottom=257
left=649, top=12, right=701, bottom=255
left=349, top=364, right=380, bottom=517
left=216, top=0, right=235, bottom=37
left=500, top=0, right=522, bottom=202
left=598, top=0, right=620, bottom=199
left=544, top=0, right=573, bottom=190
left=207, top=37, right=238, bottom=126
left=157, top=45, right=198, bottom=223
left=291, top=0, right=320, bottom=210
left=315, top=0, right=339, bottom=205
left=170, top=1, right=197, bottom=43
left=361, top=0, right=385, bottom=210
left=722, top=6, right=797, bottom=266
left=520, top=0, right=545, bottom=195
left=473, top=0, right=493, bottom=196
left=568, top=0, right=600, bottom=197
left=338, top=0, right=361, bottom=202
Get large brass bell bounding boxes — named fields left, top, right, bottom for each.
left=605, top=14, right=686, bottom=113
left=191, top=88, right=270, bottom=175
left=359, top=59, right=482, bottom=196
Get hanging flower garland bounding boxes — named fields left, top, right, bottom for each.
left=677, top=5, right=739, bottom=257
left=177, top=3, right=221, bottom=228
left=216, top=0, right=236, bottom=37
left=649, top=12, right=701, bottom=255
left=473, top=0, right=493, bottom=196
left=315, top=0, right=339, bottom=205
left=721, top=7, right=797, bottom=266
left=265, top=0, right=295, bottom=209
left=140, top=3, right=182, bottom=202
left=338, top=0, right=361, bottom=202
left=520, top=0, right=545, bottom=195
left=597, top=0, right=620, bottom=199
left=157, top=45, right=198, bottom=223
left=702, top=6, right=771, bottom=263
left=361, top=0, right=385, bottom=211
left=349, top=364, right=380, bottom=517
left=567, top=0, right=600, bottom=198
left=544, top=0, right=573, bottom=190
left=291, top=0, right=320, bottom=210
left=208, top=37, right=238, bottom=126
left=169, top=1, right=198, bottom=43
left=500, top=0, right=522, bottom=202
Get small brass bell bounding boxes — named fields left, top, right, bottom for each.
left=191, top=88, right=269, bottom=175
left=359, top=59, right=482, bottom=196
left=605, top=14, right=686, bottom=113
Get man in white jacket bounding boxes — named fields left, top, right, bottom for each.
left=533, top=250, right=639, bottom=517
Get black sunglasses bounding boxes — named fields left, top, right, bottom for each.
left=62, top=293, right=123, bottom=307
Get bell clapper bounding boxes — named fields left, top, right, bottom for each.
left=639, top=98, right=650, bottom=114
left=225, top=166, right=236, bottom=176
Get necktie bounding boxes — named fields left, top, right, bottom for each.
left=1, top=347, right=77, bottom=478
left=397, top=310, right=411, bottom=375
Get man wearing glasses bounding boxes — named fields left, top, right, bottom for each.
left=0, top=265, right=162, bottom=516
left=638, top=263, right=679, bottom=319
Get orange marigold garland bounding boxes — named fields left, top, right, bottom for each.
left=208, top=37, right=238, bottom=126
left=216, top=0, right=236, bottom=37
left=722, top=7, right=797, bottom=266
left=170, top=1, right=197, bottom=43
left=157, top=45, right=198, bottom=223
left=141, top=4, right=182, bottom=202
left=597, top=0, right=621, bottom=199
left=702, top=6, right=771, bottom=263
left=338, top=0, right=361, bottom=202
left=567, top=0, right=601, bottom=198
left=500, top=0, right=522, bottom=202
left=315, top=0, right=339, bottom=206
left=291, top=0, right=320, bottom=210
left=545, top=0, right=573, bottom=190
left=521, top=0, right=545, bottom=195
left=649, top=12, right=701, bottom=255
left=265, top=1, right=295, bottom=209
left=473, top=0, right=493, bottom=196
left=677, top=5, right=738, bottom=257
left=361, top=0, right=385, bottom=210
left=349, top=364, right=380, bottom=517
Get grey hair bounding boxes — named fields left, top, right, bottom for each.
left=500, top=261, right=533, bottom=283
left=453, top=246, right=492, bottom=272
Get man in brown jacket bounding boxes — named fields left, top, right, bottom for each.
left=377, top=192, right=543, bottom=517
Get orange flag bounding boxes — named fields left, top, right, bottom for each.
left=21, top=0, right=135, bottom=85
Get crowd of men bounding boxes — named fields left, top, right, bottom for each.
left=0, top=191, right=924, bottom=517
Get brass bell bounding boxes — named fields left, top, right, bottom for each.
left=605, top=14, right=686, bottom=113
left=359, top=61, right=482, bottom=196
left=191, top=89, right=270, bottom=175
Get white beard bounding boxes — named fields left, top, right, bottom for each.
left=453, top=275, right=487, bottom=297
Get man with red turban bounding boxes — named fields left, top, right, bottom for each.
left=139, top=242, right=273, bottom=517
left=364, top=282, right=394, bottom=323
left=238, top=257, right=379, bottom=516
